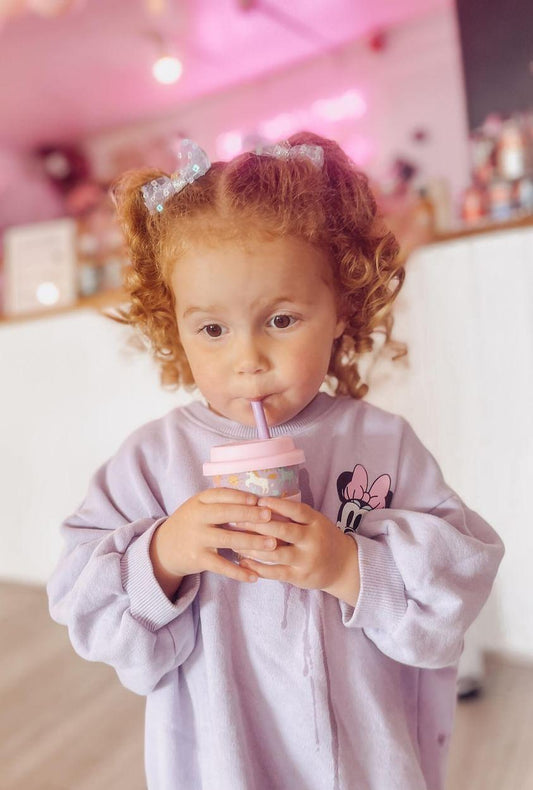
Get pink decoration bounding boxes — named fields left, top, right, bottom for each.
left=368, top=30, right=388, bottom=52
left=64, top=181, right=104, bottom=216
left=344, top=465, right=390, bottom=510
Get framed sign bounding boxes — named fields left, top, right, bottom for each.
left=4, top=218, right=77, bottom=316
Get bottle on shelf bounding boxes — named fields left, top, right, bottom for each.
left=497, top=116, right=526, bottom=182
left=413, top=187, right=436, bottom=236
left=461, top=182, right=486, bottom=226
left=488, top=178, right=514, bottom=222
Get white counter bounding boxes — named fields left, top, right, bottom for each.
left=1, top=225, right=531, bottom=661
left=365, top=225, right=533, bottom=662
left=0, top=312, right=185, bottom=583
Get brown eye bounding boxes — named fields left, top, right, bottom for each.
left=204, top=324, right=223, bottom=337
left=271, top=314, right=293, bottom=329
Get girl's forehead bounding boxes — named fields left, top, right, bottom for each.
left=171, top=235, right=335, bottom=303
left=176, top=233, right=331, bottom=270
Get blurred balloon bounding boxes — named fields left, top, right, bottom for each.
left=64, top=181, right=105, bottom=216
left=368, top=30, right=388, bottom=52
left=35, top=143, right=90, bottom=194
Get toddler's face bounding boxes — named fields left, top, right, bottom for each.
left=171, top=235, right=345, bottom=427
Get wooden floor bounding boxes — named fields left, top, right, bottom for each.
left=1, top=581, right=532, bottom=790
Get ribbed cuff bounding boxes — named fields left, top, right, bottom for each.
left=340, top=531, right=407, bottom=630
left=121, top=520, right=201, bottom=632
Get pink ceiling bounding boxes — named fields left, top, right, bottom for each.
left=0, top=0, right=447, bottom=152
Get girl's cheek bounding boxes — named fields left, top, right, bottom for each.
left=288, top=361, right=318, bottom=391
left=196, top=367, right=220, bottom=389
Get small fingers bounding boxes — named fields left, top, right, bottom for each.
left=239, top=558, right=292, bottom=582
left=198, top=487, right=258, bottom=506
left=240, top=545, right=295, bottom=564
left=234, top=519, right=306, bottom=545
left=206, top=553, right=259, bottom=584
left=210, top=527, right=277, bottom=553
left=257, top=496, right=310, bottom=523
left=203, top=502, right=271, bottom=527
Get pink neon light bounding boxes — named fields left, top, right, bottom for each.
left=312, top=90, right=367, bottom=122
left=218, top=88, right=368, bottom=160
left=216, top=131, right=244, bottom=159
left=258, top=113, right=303, bottom=141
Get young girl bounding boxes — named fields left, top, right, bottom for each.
left=47, top=133, right=504, bottom=790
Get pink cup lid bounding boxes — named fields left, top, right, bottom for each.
left=203, top=435, right=305, bottom=476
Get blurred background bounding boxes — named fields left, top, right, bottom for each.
left=1, top=1, right=532, bottom=788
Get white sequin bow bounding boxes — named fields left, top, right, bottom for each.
left=255, top=141, right=324, bottom=169
left=141, top=139, right=211, bottom=214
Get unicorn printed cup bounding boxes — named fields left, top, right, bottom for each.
left=203, top=436, right=306, bottom=562
left=203, top=436, right=305, bottom=504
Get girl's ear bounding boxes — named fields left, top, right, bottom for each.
left=334, top=317, right=346, bottom=339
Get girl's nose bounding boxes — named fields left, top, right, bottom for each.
left=234, top=335, right=269, bottom=375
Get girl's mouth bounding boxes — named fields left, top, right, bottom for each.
left=243, top=393, right=273, bottom=403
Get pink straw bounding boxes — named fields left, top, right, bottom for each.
left=251, top=399, right=270, bottom=440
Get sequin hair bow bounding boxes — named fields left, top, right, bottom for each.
left=141, top=139, right=211, bottom=214
left=255, top=140, right=324, bottom=169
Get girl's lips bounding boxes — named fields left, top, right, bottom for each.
left=243, top=393, right=274, bottom=402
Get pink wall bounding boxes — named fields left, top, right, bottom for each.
left=86, top=6, right=470, bottom=210
left=1, top=4, right=469, bottom=233
left=0, top=0, right=449, bottom=149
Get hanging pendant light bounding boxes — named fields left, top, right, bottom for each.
left=150, top=30, right=183, bottom=85
left=152, top=54, right=182, bottom=84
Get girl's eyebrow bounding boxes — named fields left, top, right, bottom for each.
left=256, top=296, right=305, bottom=311
left=182, top=305, right=221, bottom=318
left=182, top=296, right=306, bottom=319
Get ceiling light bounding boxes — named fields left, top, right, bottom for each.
left=152, top=55, right=182, bottom=85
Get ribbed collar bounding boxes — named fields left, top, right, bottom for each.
left=181, top=391, right=347, bottom=439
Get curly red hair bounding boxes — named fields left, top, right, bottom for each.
left=108, top=131, right=406, bottom=399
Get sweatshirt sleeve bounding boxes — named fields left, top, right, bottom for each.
left=339, top=418, right=505, bottom=669
left=47, top=427, right=201, bottom=695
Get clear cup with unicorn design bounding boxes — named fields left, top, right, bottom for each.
left=203, top=401, right=306, bottom=561
left=203, top=432, right=306, bottom=562
left=203, top=435, right=305, bottom=505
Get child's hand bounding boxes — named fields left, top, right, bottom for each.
left=237, top=497, right=360, bottom=606
left=150, top=488, right=274, bottom=589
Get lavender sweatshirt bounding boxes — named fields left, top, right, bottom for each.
left=47, top=393, right=504, bottom=790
